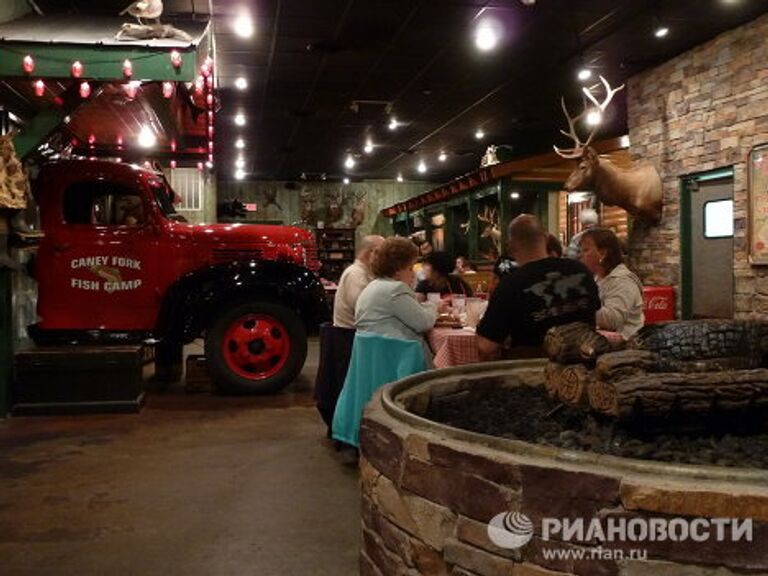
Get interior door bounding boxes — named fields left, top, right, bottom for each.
left=690, top=177, right=734, bottom=319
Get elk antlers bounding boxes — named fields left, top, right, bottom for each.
left=553, top=76, right=625, bottom=159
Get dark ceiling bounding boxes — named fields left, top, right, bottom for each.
left=210, top=0, right=768, bottom=183
left=6, top=0, right=768, bottom=185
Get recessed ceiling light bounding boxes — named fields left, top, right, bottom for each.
left=654, top=26, right=669, bottom=38
left=343, top=177, right=350, bottom=185
left=138, top=125, right=156, bottom=148
left=474, top=20, right=500, bottom=52
left=235, top=169, right=246, bottom=180
left=388, top=117, right=399, bottom=131
left=586, top=109, right=602, bottom=126
left=344, top=154, right=356, bottom=169
left=234, top=113, right=246, bottom=126
left=364, top=138, right=374, bottom=154
left=510, top=192, right=520, bottom=199
left=438, top=151, right=447, bottom=162
left=235, top=138, right=245, bottom=149
left=235, top=157, right=245, bottom=169
left=417, top=160, right=427, bottom=174
left=397, top=173, right=404, bottom=182
left=234, top=14, right=254, bottom=38
left=577, top=68, right=592, bottom=81
left=475, top=129, right=485, bottom=140
left=235, top=77, right=248, bottom=90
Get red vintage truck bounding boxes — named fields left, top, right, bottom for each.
left=29, top=160, right=329, bottom=394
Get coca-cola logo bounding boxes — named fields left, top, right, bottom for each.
left=645, top=296, right=670, bottom=310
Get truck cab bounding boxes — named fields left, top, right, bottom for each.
left=32, top=160, right=329, bottom=394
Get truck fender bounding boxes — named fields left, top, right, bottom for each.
left=154, top=260, right=329, bottom=344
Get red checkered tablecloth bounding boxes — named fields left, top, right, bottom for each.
left=428, top=327, right=479, bottom=369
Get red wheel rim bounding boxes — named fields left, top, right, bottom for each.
left=221, top=314, right=291, bottom=381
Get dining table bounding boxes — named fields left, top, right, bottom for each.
left=428, top=326, right=480, bottom=369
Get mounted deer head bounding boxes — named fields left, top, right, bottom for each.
left=325, top=188, right=345, bottom=224
left=350, top=191, right=367, bottom=227
left=299, top=187, right=316, bottom=225
left=477, top=205, right=502, bottom=256
left=554, top=76, right=663, bottom=224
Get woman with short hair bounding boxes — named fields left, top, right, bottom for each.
left=355, top=237, right=439, bottom=362
left=579, top=228, right=644, bottom=339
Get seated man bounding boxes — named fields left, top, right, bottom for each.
left=477, top=214, right=600, bottom=360
left=332, top=235, right=385, bottom=328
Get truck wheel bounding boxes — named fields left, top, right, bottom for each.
left=205, top=301, right=307, bottom=394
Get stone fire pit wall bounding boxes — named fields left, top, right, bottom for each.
left=359, top=360, right=768, bottom=576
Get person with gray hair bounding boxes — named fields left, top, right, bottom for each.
left=333, top=235, right=385, bottom=328
left=565, top=207, right=599, bottom=259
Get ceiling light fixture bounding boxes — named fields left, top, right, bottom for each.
left=577, top=68, right=592, bottom=81
left=364, top=138, right=374, bottom=154
left=474, top=20, right=500, bottom=52
left=388, top=117, right=399, bottom=131
left=397, top=173, right=404, bottom=182
left=235, top=77, right=248, bottom=90
left=234, top=113, right=246, bottom=126
left=235, top=138, right=245, bottom=149
left=510, top=191, right=521, bottom=199
left=138, top=125, right=156, bottom=148
left=438, top=151, right=447, bottom=162
left=235, top=157, right=245, bottom=169
left=475, top=129, right=485, bottom=140
left=417, top=160, right=427, bottom=174
left=654, top=26, right=669, bottom=38
left=235, top=169, right=246, bottom=180
left=234, top=14, right=254, bottom=38
left=344, top=154, right=356, bottom=169
left=343, top=177, right=350, bottom=185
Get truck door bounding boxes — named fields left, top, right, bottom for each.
left=39, top=179, right=158, bottom=331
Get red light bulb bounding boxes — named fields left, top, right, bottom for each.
left=122, top=59, right=133, bottom=78
left=206, top=93, right=214, bottom=107
left=170, top=50, right=182, bottom=69
left=71, top=60, right=83, bottom=78
left=79, top=81, right=91, bottom=98
left=22, top=55, right=35, bottom=74
left=33, top=79, right=45, bottom=97
left=170, top=160, right=177, bottom=169
left=162, top=82, right=174, bottom=99
left=197, top=161, right=204, bottom=171
left=124, top=82, right=139, bottom=99
left=88, top=133, right=96, bottom=145
left=170, top=139, right=177, bottom=152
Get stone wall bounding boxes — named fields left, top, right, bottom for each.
left=217, top=179, right=431, bottom=246
left=359, top=363, right=768, bottom=576
left=626, top=13, right=768, bottom=317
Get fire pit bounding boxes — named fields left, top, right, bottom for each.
left=359, top=349, right=768, bottom=575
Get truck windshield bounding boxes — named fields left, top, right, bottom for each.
left=150, top=179, right=186, bottom=222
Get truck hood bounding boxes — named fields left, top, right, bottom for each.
left=189, top=222, right=313, bottom=245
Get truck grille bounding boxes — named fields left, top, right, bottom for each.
left=212, top=248, right=264, bottom=264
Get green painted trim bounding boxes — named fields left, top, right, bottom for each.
left=0, top=42, right=198, bottom=81
left=13, top=106, right=70, bottom=158
left=680, top=178, right=693, bottom=320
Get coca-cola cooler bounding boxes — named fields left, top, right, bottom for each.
left=642, top=286, right=675, bottom=324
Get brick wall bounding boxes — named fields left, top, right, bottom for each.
left=626, top=13, right=768, bottom=317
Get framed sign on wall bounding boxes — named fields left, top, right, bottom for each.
left=749, top=143, right=768, bottom=264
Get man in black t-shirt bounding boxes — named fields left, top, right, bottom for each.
left=477, top=214, right=600, bottom=360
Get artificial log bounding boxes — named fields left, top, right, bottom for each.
left=544, top=323, right=598, bottom=364
left=580, top=330, right=624, bottom=361
left=557, top=364, right=592, bottom=406
left=630, top=320, right=768, bottom=367
left=595, top=350, right=658, bottom=382
left=544, top=362, right=566, bottom=397
left=587, top=369, right=768, bottom=420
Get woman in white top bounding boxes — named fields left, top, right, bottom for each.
left=355, top=237, right=439, bottom=363
left=579, top=228, right=645, bottom=340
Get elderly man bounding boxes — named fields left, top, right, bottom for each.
left=476, top=215, right=600, bottom=361
left=332, top=235, right=385, bottom=328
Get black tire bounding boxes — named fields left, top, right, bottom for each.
left=205, top=301, right=307, bottom=394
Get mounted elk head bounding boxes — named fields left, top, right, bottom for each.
left=478, top=205, right=502, bottom=257
left=554, top=76, right=663, bottom=224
